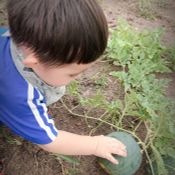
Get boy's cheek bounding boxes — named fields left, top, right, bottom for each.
left=52, top=77, right=74, bottom=87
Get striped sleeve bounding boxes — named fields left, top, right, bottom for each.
left=0, top=34, right=58, bottom=144
left=1, top=83, right=58, bottom=144
left=26, top=83, right=58, bottom=144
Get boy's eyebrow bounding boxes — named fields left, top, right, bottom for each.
left=69, top=72, right=82, bottom=76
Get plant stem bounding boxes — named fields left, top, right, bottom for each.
left=117, top=90, right=128, bottom=127
left=61, top=99, right=156, bottom=175
left=146, top=114, right=164, bottom=148
left=144, top=145, right=155, bottom=175
left=89, top=112, right=110, bottom=135
left=134, top=120, right=143, bottom=132
left=61, top=99, right=142, bottom=143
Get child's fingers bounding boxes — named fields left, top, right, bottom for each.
left=109, top=142, right=127, bottom=157
left=113, top=148, right=127, bottom=157
left=110, top=138, right=126, bottom=149
left=110, top=145, right=127, bottom=157
left=105, top=154, right=119, bottom=165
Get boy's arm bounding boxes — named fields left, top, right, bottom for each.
left=38, top=130, right=127, bottom=164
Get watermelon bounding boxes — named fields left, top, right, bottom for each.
left=98, top=132, right=142, bottom=175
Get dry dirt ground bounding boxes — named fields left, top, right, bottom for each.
left=0, top=0, right=175, bottom=175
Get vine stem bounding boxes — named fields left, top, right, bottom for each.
left=144, top=146, right=155, bottom=175
left=144, top=121, right=152, bottom=145
left=60, top=99, right=145, bottom=144
left=117, top=103, right=127, bottom=127
left=61, top=99, right=136, bottom=137
left=89, top=113, right=111, bottom=135
left=60, top=99, right=155, bottom=175
left=146, top=114, right=164, bottom=148
left=133, top=120, right=143, bottom=132
left=84, top=108, right=94, bottom=127
left=117, top=86, right=131, bottom=127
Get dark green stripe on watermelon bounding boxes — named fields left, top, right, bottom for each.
left=98, top=132, right=142, bottom=175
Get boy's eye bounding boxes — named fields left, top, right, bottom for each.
left=69, top=74, right=77, bottom=78
left=69, top=73, right=79, bottom=78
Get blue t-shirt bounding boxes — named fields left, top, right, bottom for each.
left=0, top=29, right=58, bottom=144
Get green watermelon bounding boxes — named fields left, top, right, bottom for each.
left=98, top=132, right=142, bottom=175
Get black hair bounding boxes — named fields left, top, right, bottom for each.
left=7, top=0, right=108, bottom=66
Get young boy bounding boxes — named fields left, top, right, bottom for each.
left=0, top=0, right=127, bottom=167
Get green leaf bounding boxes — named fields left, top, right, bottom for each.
left=67, top=80, right=80, bottom=96
left=109, top=71, right=128, bottom=81
left=51, top=154, right=80, bottom=165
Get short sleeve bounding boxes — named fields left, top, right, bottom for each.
left=0, top=83, right=58, bottom=144
left=0, top=28, right=8, bottom=36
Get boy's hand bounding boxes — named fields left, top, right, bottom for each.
left=93, top=135, right=127, bottom=164
left=38, top=130, right=127, bottom=164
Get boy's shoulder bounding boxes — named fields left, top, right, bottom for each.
left=0, top=28, right=59, bottom=144
left=0, top=31, right=65, bottom=106
left=0, top=31, right=41, bottom=107
left=0, top=27, right=9, bottom=36
left=10, top=37, right=66, bottom=106
left=0, top=35, right=39, bottom=106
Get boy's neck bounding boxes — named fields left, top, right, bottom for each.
left=10, top=39, right=65, bottom=105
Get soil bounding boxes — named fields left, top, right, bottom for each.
left=0, top=0, right=175, bottom=175
left=0, top=0, right=7, bottom=26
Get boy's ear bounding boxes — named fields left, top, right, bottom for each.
left=23, top=54, right=39, bottom=68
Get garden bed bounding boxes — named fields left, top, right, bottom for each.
left=0, top=0, right=175, bottom=175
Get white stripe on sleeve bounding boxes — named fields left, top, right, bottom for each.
left=27, top=83, right=56, bottom=142
left=37, top=90, right=58, bottom=133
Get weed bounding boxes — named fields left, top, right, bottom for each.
left=51, top=154, right=80, bottom=175
left=61, top=19, right=175, bottom=175
left=107, top=19, right=175, bottom=175
left=0, top=126, right=22, bottom=145
left=138, top=0, right=155, bottom=19
left=94, top=75, right=108, bottom=87
left=67, top=80, right=80, bottom=97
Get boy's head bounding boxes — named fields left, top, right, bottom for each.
left=7, top=0, right=108, bottom=86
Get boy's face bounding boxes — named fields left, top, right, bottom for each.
left=29, top=62, right=92, bottom=87
left=22, top=48, right=93, bottom=87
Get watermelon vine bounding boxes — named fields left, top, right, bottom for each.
left=60, top=19, right=175, bottom=175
